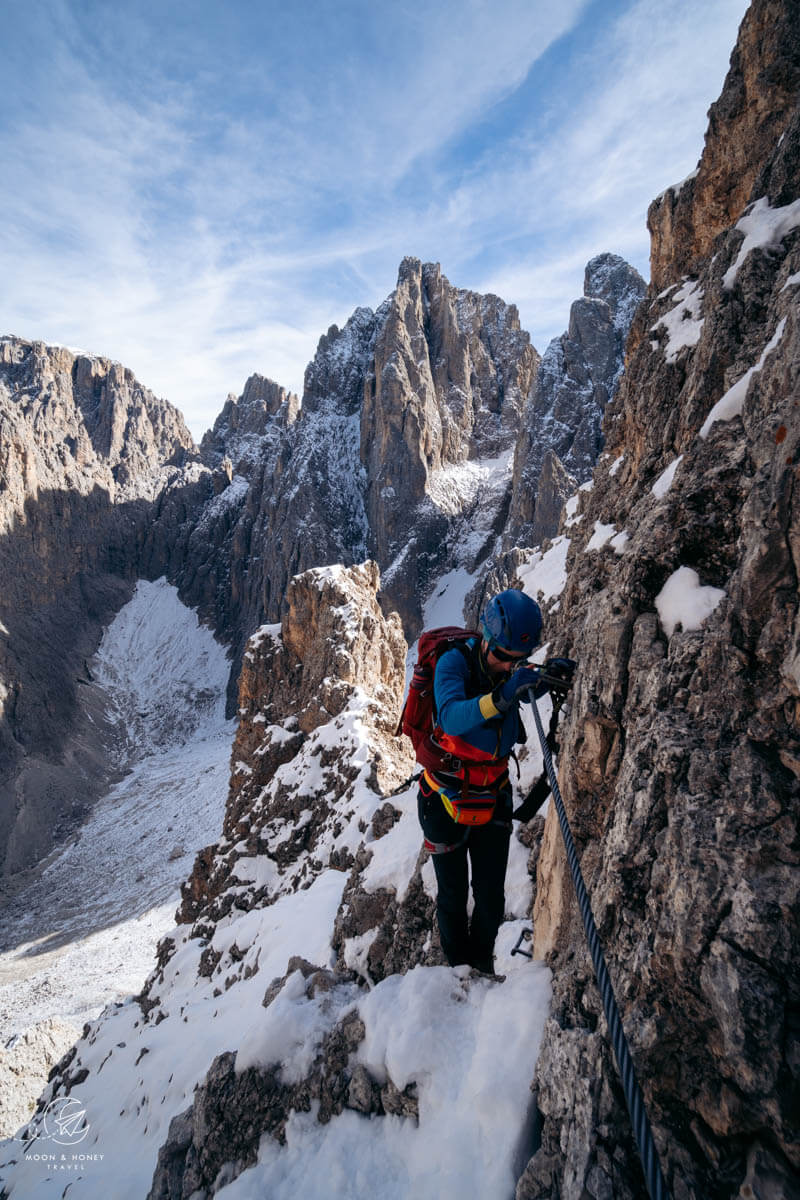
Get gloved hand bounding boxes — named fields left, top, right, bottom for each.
left=493, top=665, right=546, bottom=712
left=543, top=657, right=577, bottom=693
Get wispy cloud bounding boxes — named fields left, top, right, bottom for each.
left=0, top=0, right=748, bottom=439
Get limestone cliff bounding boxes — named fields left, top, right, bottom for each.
left=199, top=374, right=299, bottom=476
left=178, top=560, right=414, bottom=930
left=517, top=3, right=800, bottom=1195
left=0, top=338, right=200, bottom=879
left=647, top=0, right=800, bottom=292
left=174, top=259, right=539, bottom=663
left=508, top=253, right=645, bottom=550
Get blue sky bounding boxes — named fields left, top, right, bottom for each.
left=2, top=0, right=749, bottom=440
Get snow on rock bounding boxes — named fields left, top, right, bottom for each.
left=652, top=455, right=684, bottom=499
left=699, top=318, right=787, bottom=438
left=655, top=566, right=726, bottom=637
left=586, top=521, right=618, bottom=552
left=425, top=451, right=512, bottom=517
left=722, top=195, right=800, bottom=290
left=517, top=536, right=571, bottom=607
left=650, top=279, right=704, bottom=362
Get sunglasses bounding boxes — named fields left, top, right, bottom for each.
left=488, top=643, right=530, bottom=664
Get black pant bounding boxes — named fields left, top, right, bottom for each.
left=418, top=781, right=512, bottom=968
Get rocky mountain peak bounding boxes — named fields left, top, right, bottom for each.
left=200, top=373, right=299, bottom=474
left=647, top=0, right=800, bottom=291
left=0, top=336, right=201, bottom=879
left=505, top=253, right=645, bottom=550
left=303, top=306, right=379, bottom=415
left=175, top=256, right=543, bottom=650
left=359, top=257, right=540, bottom=621
left=583, top=251, right=647, bottom=334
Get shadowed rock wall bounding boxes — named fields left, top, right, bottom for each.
left=0, top=338, right=199, bottom=880
left=518, top=3, right=800, bottom=1195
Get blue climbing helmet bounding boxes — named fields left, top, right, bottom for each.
left=481, top=589, right=542, bottom=654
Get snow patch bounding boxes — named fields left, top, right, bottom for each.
left=92, top=578, right=230, bottom=760
left=517, top=536, right=570, bottom=604
left=564, top=492, right=583, bottom=528
left=699, top=319, right=787, bottom=438
left=723, top=196, right=800, bottom=289
left=655, top=567, right=725, bottom=637
left=652, top=456, right=683, bottom=499
left=586, top=521, right=617, bottom=551
left=651, top=279, right=704, bottom=362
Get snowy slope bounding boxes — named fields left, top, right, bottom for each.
left=0, top=566, right=559, bottom=1200
left=0, top=580, right=233, bottom=1040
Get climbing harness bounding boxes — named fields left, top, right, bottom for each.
left=423, top=831, right=470, bottom=855
left=529, top=691, right=671, bottom=1200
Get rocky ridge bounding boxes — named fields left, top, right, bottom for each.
left=507, top=253, right=645, bottom=550
left=516, top=3, right=800, bottom=1195
left=171, top=257, right=541, bottom=664
left=177, top=560, right=416, bottom=934
left=647, top=0, right=800, bottom=292
left=0, top=339, right=200, bottom=878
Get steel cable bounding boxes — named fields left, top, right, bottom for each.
left=530, top=693, right=670, bottom=1200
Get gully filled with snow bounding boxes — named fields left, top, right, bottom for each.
left=0, top=580, right=233, bottom=1063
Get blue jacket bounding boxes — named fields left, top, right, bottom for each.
left=434, top=639, right=522, bottom=760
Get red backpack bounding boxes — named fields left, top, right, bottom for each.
left=397, top=626, right=477, bottom=759
left=398, top=626, right=515, bottom=825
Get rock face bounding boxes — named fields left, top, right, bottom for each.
left=174, top=259, right=539, bottom=660
left=647, top=0, right=800, bottom=291
left=199, top=374, right=299, bottom=475
left=0, top=338, right=199, bottom=879
left=517, top=4, right=800, bottom=1196
left=156, top=374, right=300, bottom=710
left=178, top=560, right=414, bottom=929
left=507, top=253, right=645, bottom=550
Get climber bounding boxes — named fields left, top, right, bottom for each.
left=415, top=588, right=574, bottom=975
